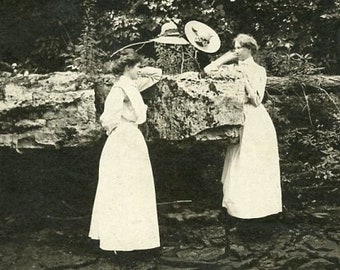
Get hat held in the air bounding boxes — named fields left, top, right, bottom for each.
left=153, top=21, right=189, bottom=45
left=184, top=21, right=221, bottom=53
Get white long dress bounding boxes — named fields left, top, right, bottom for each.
left=221, top=57, right=282, bottom=219
left=89, top=73, right=161, bottom=251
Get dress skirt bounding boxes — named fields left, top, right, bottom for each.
left=89, top=122, right=160, bottom=251
left=221, top=104, right=282, bottom=219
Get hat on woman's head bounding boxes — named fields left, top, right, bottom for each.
left=153, top=21, right=189, bottom=45
left=184, top=21, right=221, bottom=53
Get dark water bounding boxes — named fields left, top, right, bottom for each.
left=0, top=143, right=339, bottom=269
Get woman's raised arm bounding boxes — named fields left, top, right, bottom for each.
left=136, top=67, right=163, bottom=92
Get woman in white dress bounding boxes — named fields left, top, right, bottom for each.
left=89, top=49, right=161, bottom=251
left=204, top=34, right=282, bottom=220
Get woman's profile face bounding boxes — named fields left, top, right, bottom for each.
left=125, top=63, right=141, bottom=80
left=234, top=41, right=252, bottom=61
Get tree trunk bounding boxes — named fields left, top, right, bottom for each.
left=266, top=75, right=340, bottom=94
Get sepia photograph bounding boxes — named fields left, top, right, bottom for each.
left=0, top=0, right=339, bottom=269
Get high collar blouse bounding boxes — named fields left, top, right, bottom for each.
left=100, top=71, right=161, bottom=135
left=237, top=57, right=267, bottom=103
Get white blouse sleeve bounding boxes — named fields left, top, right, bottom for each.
left=255, top=67, right=267, bottom=102
left=99, top=87, right=124, bottom=135
left=135, top=67, right=162, bottom=92
left=246, top=67, right=267, bottom=106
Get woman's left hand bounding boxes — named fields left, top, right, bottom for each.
left=243, top=74, right=251, bottom=90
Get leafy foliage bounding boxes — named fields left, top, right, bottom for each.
left=1, top=0, right=339, bottom=74
left=1, top=0, right=338, bottom=188
left=62, top=0, right=107, bottom=74
left=155, top=44, right=198, bottom=74
left=259, top=41, right=323, bottom=76
left=0, top=0, right=82, bottom=73
left=266, top=87, right=340, bottom=184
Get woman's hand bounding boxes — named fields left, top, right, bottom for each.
left=221, top=51, right=238, bottom=63
left=242, top=74, right=261, bottom=106
left=204, top=50, right=238, bottom=74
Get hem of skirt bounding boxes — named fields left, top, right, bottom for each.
left=88, top=235, right=160, bottom=251
left=99, top=244, right=160, bottom=252
left=223, top=206, right=282, bottom=219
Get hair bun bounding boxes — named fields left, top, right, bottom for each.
left=110, top=49, right=143, bottom=75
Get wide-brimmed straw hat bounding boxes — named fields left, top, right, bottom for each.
left=153, top=21, right=189, bottom=45
left=184, top=21, right=221, bottom=53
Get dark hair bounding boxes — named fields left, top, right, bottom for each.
left=110, top=49, right=143, bottom=75
left=232, top=34, right=259, bottom=55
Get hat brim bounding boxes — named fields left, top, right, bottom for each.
left=184, top=21, right=221, bottom=53
left=152, top=36, right=189, bottom=45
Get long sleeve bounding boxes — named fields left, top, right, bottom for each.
left=135, top=67, right=162, bottom=92
left=122, top=87, right=147, bottom=125
left=204, top=51, right=238, bottom=74
left=100, top=87, right=124, bottom=135
left=114, top=76, right=148, bottom=125
left=204, top=62, right=220, bottom=74
left=244, top=66, right=267, bottom=106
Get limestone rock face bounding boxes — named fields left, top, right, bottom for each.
left=142, top=72, right=244, bottom=142
left=0, top=71, right=245, bottom=149
left=0, top=72, right=101, bottom=149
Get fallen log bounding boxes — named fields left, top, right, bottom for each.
left=266, top=75, right=340, bottom=94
